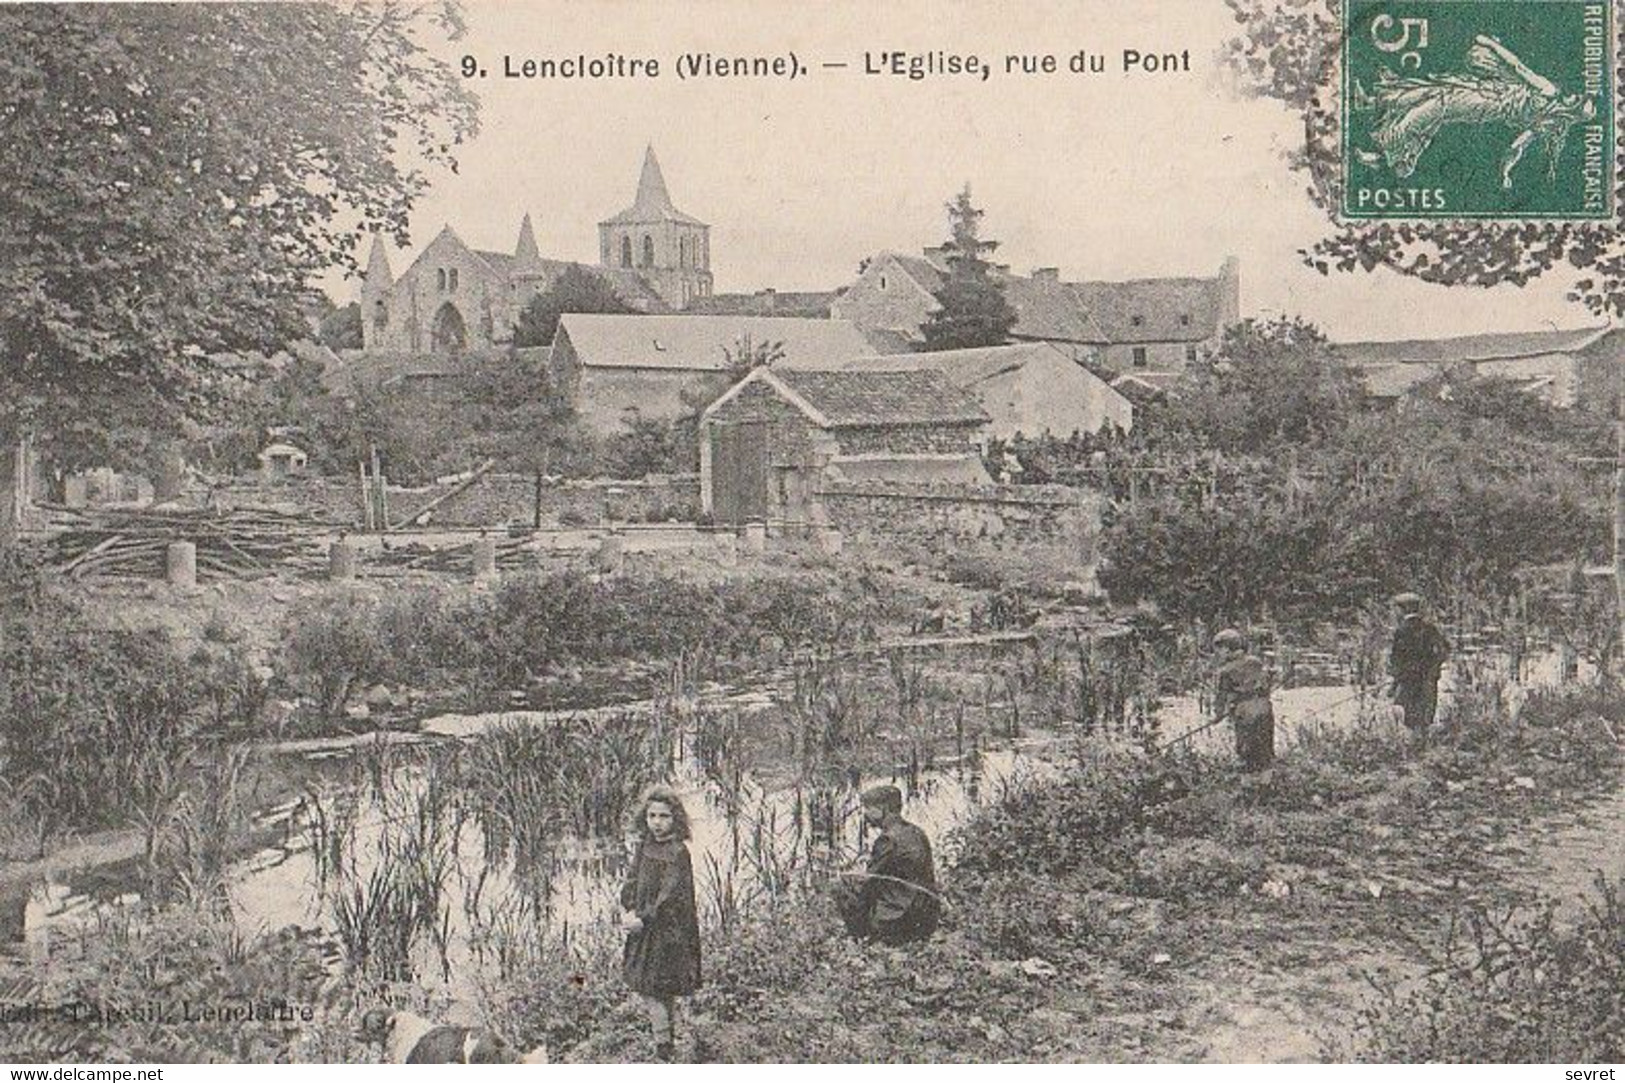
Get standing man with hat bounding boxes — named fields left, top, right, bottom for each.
left=1212, top=628, right=1275, bottom=771
left=1389, top=592, right=1451, bottom=736
left=834, top=784, right=941, bottom=945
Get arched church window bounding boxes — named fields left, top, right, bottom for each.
left=679, top=237, right=688, bottom=268
left=437, top=268, right=447, bottom=291
left=373, top=300, right=388, bottom=330
left=642, top=235, right=655, bottom=268
left=449, top=268, right=459, bottom=292
left=621, top=236, right=633, bottom=268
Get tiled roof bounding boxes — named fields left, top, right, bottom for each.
left=470, top=254, right=670, bottom=312
left=1064, top=277, right=1222, bottom=344
left=1332, top=327, right=1609, bottom=367
left=842, top=341, right=1092, bottom=386
left=889, top=254, right=947, bottom=293
left=686, top=291, right=840, bottom=318
left=860, top=327, right=921, bottom=355
left=1110, top=370, right=1186, bottom=403
left=771, top=368, right=990, bottom=428
left=882, top=253, right=1225, bottom=345
left=557, top=314, right=872, bottom=371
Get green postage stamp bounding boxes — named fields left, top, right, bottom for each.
left=1342, top=0, right=1615, bottom=219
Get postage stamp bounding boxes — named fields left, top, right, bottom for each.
left=1342, top=0, right=1616, bottom=219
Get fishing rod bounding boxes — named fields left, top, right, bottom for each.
left=836, top=869, right=954, bottom=909
left=1156, top=686, right=1372, bottom=752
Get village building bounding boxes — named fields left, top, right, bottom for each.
left=839, top=342, right=1133, bottom=441
left=830, top=250, right=1241, bottom=372
left=256, top=442, right=309, bottom=481
left=358, top=147, right=708, bottom=354
left=1334, top=326, right=1620, bottom=411
left=549, top=313, right=872, bottom=433
left=699, top=367, right=991, bottom=527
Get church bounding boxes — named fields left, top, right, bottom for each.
left=359, top=147, right=713, bottom=353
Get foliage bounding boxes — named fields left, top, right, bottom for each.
left=1354, top=877, right=1625, bottom=1062
left=1221, top=0, right=1625, bottom=316
left=0, top=591, right=267, bottom=832
left=1, top=907, right=356, bottom=1062
left=919, top=185, right=1018, bottom=351
left=278, top=569, right=903, bottom=715
left=1149, top=317, right=1360, bottom=453
left=722, top=334, right=786, bottom=378
left=1096, top=317, right=1609, bottom=623
left=512, top=265, right=634, bottom=348
left=318, top=302, right=364, bottom=353
left=0, top=3, right=478, bottom=466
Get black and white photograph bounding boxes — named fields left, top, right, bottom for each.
left=0, top=0, right=1621, bottom=1067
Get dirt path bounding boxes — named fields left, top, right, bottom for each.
left=1176, top=772, right=1625, bottom=1063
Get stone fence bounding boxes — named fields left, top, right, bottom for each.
left=207, top=472, right=701, bottom=528
left=815, top=480, right=1101, bottom=551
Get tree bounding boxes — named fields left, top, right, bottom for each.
left=318, top=303, right=364, bottom=353
left=512, top=265, right=634, bottom=348
left=1222, top=0, right=1625, bottom=318
left=1151, top=317, right=1359, bottom=453
left=722, top=334, right=786, bottom=378
left=0, top=4, right=479, bottom=472
left=919, top=184, right=1018, bottom=351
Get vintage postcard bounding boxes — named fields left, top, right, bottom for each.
left=0, top=0, right=1621, bottom=1069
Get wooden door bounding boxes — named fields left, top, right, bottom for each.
left=711, top=420, right=768, bottom=525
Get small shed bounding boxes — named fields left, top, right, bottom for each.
left=699, top=367, right=990, bottom=528
left=258, top=442, right=309, bottom=480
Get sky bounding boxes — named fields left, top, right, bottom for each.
left=341, top=0, right=1599, bottom=342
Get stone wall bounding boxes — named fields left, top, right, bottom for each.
left=211, top=472, right=700, bottom=527
left=816, top=480, right=1101, bottom=551
left=834, top=423, right=984, bottom=456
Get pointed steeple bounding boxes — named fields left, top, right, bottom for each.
left=364, top=234, right=393, bottom=289
left=633, top=145, right=677, bottom=214
left=515, top=213, right=541, bottom=263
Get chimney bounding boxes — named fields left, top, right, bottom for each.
left=1031, top=267, right=1060, bottom=282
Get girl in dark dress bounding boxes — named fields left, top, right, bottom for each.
left=619, top=784, right=701, bottom=1061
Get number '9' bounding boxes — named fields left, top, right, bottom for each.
left=461, top=55, right=479, bottom=78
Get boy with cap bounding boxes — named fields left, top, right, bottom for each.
left=835, top=784, right=941, bottom=945
left=1389, top=592, right=1450, bottom=734
left=1213, top=628, right=1275, bottom=771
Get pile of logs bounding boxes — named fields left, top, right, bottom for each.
left=36, top=504, right=328, bottom=580
left=366, top=535, right=535, bottom=574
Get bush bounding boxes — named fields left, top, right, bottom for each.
left=0, top=594, right=264, bottom=832
left=277, top=569, right=907, bottom=712
left=1353, top=877, right=1625, bottom=1062
left=2, top=904, right=357, bottom=1062
left=951, top=750, right=1163, bottom=880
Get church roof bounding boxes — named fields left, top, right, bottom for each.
left=556, top=314, right=870, bottom=371
left=599, top=147, right=707, bottom=228
left=465, top=251, right=671, bottom=312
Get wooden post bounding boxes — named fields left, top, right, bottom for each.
left=167, top=541, right=197, bottom=589
left=358, top=458, right=372, bottom=531
left=472, top=535, right=498, bottom=580
left=329, top=537, right=358, bottom=581
left=533, top=471, right=544, bottom=529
